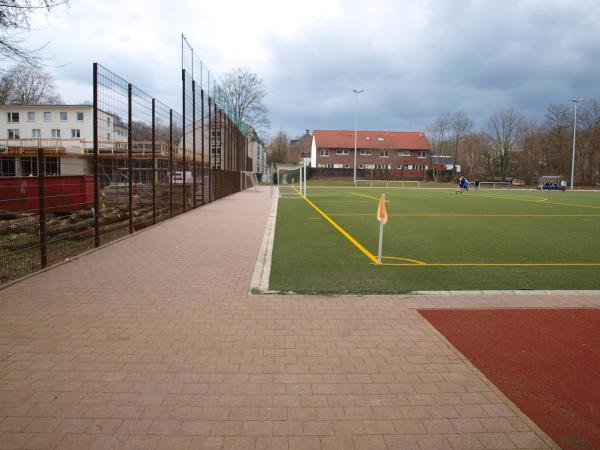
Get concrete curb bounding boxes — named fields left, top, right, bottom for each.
left=249, top=190, right=278, bottom=294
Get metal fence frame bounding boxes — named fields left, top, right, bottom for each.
left=0, top=62, right=251, bottom=286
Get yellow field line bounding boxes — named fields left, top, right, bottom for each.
left=542, top=200, right=600, bottom=209
left=350, top=192, right=390, bottom=202
left=294, top=188, right=600, bottom=268
left=294, top=188, right=378, bottom=263
left=382, top=256, right=427, bottom=265
left=325, top=213, right=600, bottom=218
left=380, top=262, right=600, bottom=267
left=460, top=191, right=600, bottom=209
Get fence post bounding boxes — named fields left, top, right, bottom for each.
left=92, top=63, right=100, bottom=247
left=219, top=108, right=223, bottom=199
left=201, top=88, right=205, bottom=205
left=169, top=109, right=173, bottom=218
left=182, top=69, right=187, bottom=212
left=192, top=80, right=197, bottom=208
left=37, top=147, right=47, bottom=268
left=128, top=83, right=133, bottom=234
left=208, top=96, right=212, bottom=203
left=152, top=98, right=156, bottom=224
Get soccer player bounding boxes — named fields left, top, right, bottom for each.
left=456, top=176, right=464, bottom=194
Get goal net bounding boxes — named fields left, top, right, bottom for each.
left=537, top=176, right=563, bottom=190
left=240, top=171, right=259, bottom=191
left=276, top=163, right=306, bottom=198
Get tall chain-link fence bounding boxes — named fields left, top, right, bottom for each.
left=0, top=59, right=251, bottom=286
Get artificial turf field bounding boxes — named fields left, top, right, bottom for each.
left=269, top=186, right=600, bottom=293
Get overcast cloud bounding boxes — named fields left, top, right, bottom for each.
left=18, top=0, right=600, bottom=138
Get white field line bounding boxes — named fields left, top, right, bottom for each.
left=249, top=190, right=279, bottom=293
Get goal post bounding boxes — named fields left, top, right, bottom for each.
left=276, top=163, right=306, bottom=198
left=240, top=171, right=259, bottom=191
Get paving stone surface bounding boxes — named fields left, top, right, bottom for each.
left=1, top=188, right=597, bottom=449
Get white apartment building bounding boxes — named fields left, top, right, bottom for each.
left=247, top=128, right=266, bottom=176
left=0, top=104, right=126, bottom=177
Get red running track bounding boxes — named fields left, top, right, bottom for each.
left=419, top=308, right=600, bottom=450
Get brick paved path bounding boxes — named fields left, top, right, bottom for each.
left=1, top=188, right=597, bottom=449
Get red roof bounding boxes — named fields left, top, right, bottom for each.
left=313, top=130, right=430, bottom=150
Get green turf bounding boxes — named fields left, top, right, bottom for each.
left=270, top=186, right=600, bottom=292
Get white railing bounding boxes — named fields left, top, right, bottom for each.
left=355, top=179, right=420, bottom=188
left=479, top=181, right=511, bottom=189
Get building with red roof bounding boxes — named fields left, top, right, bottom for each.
left=311, top=130, right=431, bottom=179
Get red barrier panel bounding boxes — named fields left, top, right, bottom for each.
left=0, top=175, right=94, bottom=213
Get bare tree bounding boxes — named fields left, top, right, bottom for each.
left=426, top=112, right=452, bottom=181
left=0, top=0, right=70, bottom=66
left=578, top=100, right=600, bottom=185
left=0, top=63, right=61, bottom=104
left=221, top=68, right=270, bottom=135
left=267, top=131, right=291, bottom=165
left=542, top=104, right=571, bottom=176
left=449, top=111, right=473, bottom=178
left=458, top=132, right=487, bottom=178
left=485, top=109, right=524, bottom=180
left=517, top=120, right=543, bottom=185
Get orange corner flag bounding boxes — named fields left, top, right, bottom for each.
left=376, top=194, right=388, bottom=225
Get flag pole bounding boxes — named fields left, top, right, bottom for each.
left=377, top=220, right=384, bottom=264
left=376, top=193, right=387, bottom=265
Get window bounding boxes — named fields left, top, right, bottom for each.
left=320, top=149, right=329, bottom=157
left=60, top=112, right=67, bottom=121
left=398, top=164, right=410, bottom=170
left=44, top=112, right=51, bottom=121
left=76, top=112, right=84, bottom=121
left=380, top=150, right=389, bottom=158
left=344, top=164, right=350, bottom=169
left=417, top=151, right=427, bottom=159
left=0, top=157, right=16, bottom=177
left=7, top=112, right=19, bottom=123
left=359, top=149, right=372, bottom=156
left=336, top=149, right=349, bottom=155
left=414, top=164, right=427, bottom=170
left=51, top=129, right=60, bottom=138
left=359, top=164, right=364, bottom=169
left=107, top=116, right=111, bottom=127
left=28, top=112, right=35, bottom=122
left=20, top=157, right=38, bottom=176
left=45, top=157, right=60, bottom=175
left=8, top=129, right=20, bottom=139
left=398, top=150, right=410, bottom=157
left=71, top=129, right=81, bottom=138
left=32, top=129, right=41, bottom=138
left=107, top=132, right=111, bottom=141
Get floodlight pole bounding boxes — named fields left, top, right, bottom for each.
left=570, top=98, right=583, bottom=191
left=353, top=89, right=364, bottom=186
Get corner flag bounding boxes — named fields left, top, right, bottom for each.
left=376, top=194, right=388, bottom=225
left=376, top=194, right=387, bottom=264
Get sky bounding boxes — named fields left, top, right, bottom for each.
left=19, top=0, right=600, bottom=139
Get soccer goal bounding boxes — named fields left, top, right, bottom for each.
left=537, top=175, right=563, bottom=190
left=276, top=162, right=308, bottom=198
left=240, top=171, right=259, bottom=191
left=479, top=181, right=512, bottom=189
left=355, top=179, right=420, bottom=189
